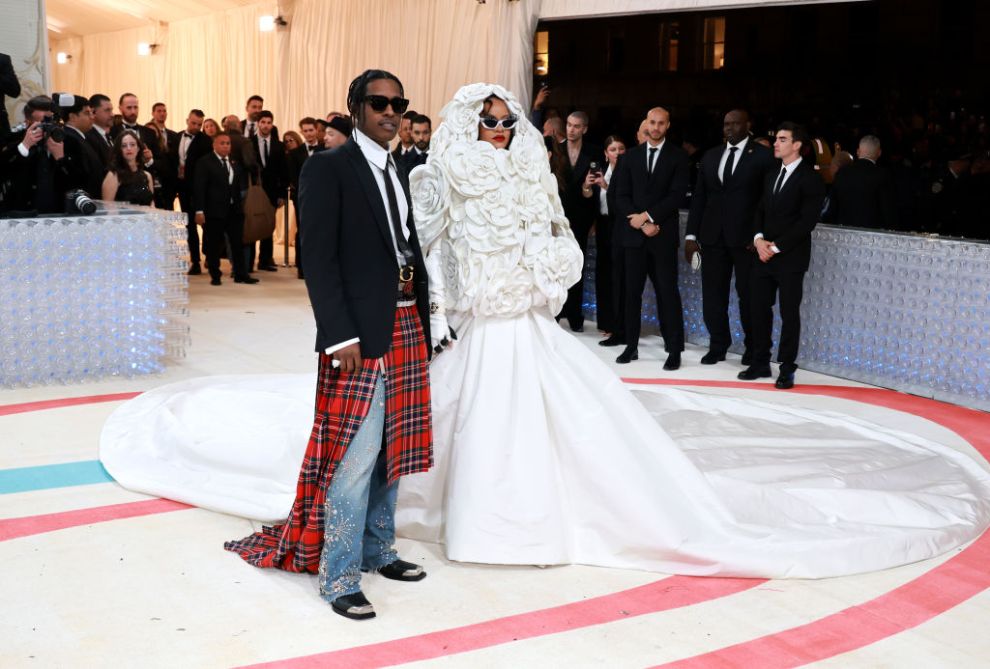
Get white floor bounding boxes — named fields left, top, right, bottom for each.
left=2, top=264, right=989, bottom=668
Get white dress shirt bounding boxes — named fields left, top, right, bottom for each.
left=598, top=163, right=613, bottom=215
left=754, top=157, right=804, bottom=253
left=643, top=139, right=666, bottom=223
left=717, top=136, right=749, bottom=182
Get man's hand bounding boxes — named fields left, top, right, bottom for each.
left=533, top=86, right=550, bottom=110
left=194, top=212, right=205, bottom=226
left=755, top=238, right=776, bottom=263
left=684, top=239, right=701, bottom=264
left=627, top=212, right=650, bottom=230
left=21, top=122, right=43, bottom=149
left=46, top=137, right=64, bottom=160
left=276, top=198, right=285, bottom=208
left=333, top=343, right=362, bottom=373
left=642, top=221, right=660, bottom=237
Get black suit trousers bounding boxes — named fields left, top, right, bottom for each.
left=611, top=231, right=660, bottom=341
left=593, top=214, right=616, bottom=332
left=204, top=211, right=247, bottom=280
left=623, top=242, right=684, bottom=352
left=560, top=217, right=592, bottom=327
left=701, top=243, right=755, bottom=354
left=750, top=267, right=804, bottom=373
left=177, top=182, right=201, bottom=265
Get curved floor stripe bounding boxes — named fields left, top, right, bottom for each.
left=656, top=532, right=990, bottom=668
left=0, top=460, right=113, bottom=494
left=0, top=391, right=142, bottom=417
left=239, top=576, right=765, bottom=669
left=0, top=498, right=190, bottom=542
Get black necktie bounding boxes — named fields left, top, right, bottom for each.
left=773, top=167, right=787, bottom=194
left=222, top=157, right=231, bottom=183
left=722, top=146, right=738, bottom=185
left=648, top=147, right=658, bottom=174
left=262, top=138, right=269, bottom=166
left=383, top=159, right=415, bottom=265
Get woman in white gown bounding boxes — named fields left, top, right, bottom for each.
left=100, top=83, right=990, bottom=579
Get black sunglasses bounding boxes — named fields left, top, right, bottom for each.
left=363, top=95, right=410, bottom=114
left=478, top=114, right=519, bottom=130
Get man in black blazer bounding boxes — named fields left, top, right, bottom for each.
left=146, top=103, right=178, bottom=209
left=287, top=117, right=325, bottom=278
left=299, top=69, right=432, bottom=620
left=739, top=122, right=825, bottom=389
left=612, top=106, right=690, bottom=371
left=558, top=111, right=600, bottom=332
left=249, top=110, right=287, bottom=271
left=171, top=109, right=212, bottom=274
left=110, top=93, right=163, bottom=204
left=61, top=95, right=106, bottom=198
left=1, top=52, right=21, bottom=140
left=86, top=94, right=114, bottom=169
left=398, top=113, right=430, bottom=174
left=193, top=132, right=256, bottom=286
left=241, top=94, right=279, bottom=141
left=685, top=110, right=775, bottom=366
left=823, top=135, right=896, bottom=230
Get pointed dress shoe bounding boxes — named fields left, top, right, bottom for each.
left=663, top=352, right=681, bottom=371
left=210, top=277, right=222, bottom=286
left=700, top=351, right=726, bottom=365
left=737, top=365, right=772, bottom=380
left=598, top=335, right=626, bottom=347
left=376, top=559, right=427, bottom=582
left=234, top=276, right=260, bottom=284
left=615, top=347, right=639, bottom=364
left=775, top=372, right=795, bottom=389
left=331, top=591, right=376, bottom=620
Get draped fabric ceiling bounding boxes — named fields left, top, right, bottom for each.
left=48, top=0, right=833, bottom=130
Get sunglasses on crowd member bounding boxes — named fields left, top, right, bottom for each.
left=478, top=114, right=519, bottom=130
left=362, top=95, right=410, bottom=114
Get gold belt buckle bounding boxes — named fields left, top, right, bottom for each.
left=399, top=265, right=414, bottom=282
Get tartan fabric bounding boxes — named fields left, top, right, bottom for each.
left=223, top=305, right=432, bottom=573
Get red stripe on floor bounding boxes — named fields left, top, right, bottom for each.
left=240, top=576, right=765, bottom=669
left=0, top=498, right=191, bottom=541
left=657, top=531, right=990, bottom=668
left=0, top=392, right=142, bottom=417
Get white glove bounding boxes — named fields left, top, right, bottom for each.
left=431, top=312, right=452, bottom=353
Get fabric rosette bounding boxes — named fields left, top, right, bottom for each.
left=442, top=141, right=511, bottom=198
left=476, top=255, right=533, bottom=318
left=532, top=236, right=583, bottom=315
left=409, top=162, right=450, bottom=250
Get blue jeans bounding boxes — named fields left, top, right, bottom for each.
left=318, top=375, right=398, bottom=602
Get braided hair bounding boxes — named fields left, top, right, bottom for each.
left=346, top=69, right=404, bottom=122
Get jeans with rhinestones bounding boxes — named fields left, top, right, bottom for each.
left=318, top=375, right=399, bottom=603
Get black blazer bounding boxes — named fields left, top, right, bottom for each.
left=63, top=127, right=106, bottom=197
left=250, top=133, right=288, bottom=206
left=110, top=123, right=161, bottom=159
left=299, top=138, right=430, bottom=358
left=288, top=144, right=324, bottom=200
left=85, top=127, right=112, bottom=169
left=398, top=149, right=427, bottom=175
left=193, top=153, right=245, bottom=219
left=752, top=160, right=826, bottom=273
left=0, top=53, right=19, bottom=138
left=823, top=159, right=896, bottom=230
left=687, top=139, right=776, bottom=247
left=0, top=129, right=72, bottom=213
left=169, top=131, right=212, bottom=191
left=240, top=119, right=280, bottom=141
left=561, top=140, right=600, bottom=231
left=612, top=141, right=690, bottom=248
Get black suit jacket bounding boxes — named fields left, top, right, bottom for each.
left=398, top=149, right=428, bottom=175
left=241, top=119, right=280, bottom=142
left=1, top=53, right=21, bottom=138
left=110, top=123, right=161, bottom=159
left=299, top=138, right=430, bottom=358
left=63, top=127, right=106, bottom=197
left=0, top=129, right=72, bottom=213
left=824, top=159, right=896, bottom=230
left=752, top=160, right=826, bottom=274
left=687, top=139, right=775, bottom=247
left=250, top=133, right=288, bottom=206
left=170, top=131, right=212, bottom=195
left=288, top=144, right=324, bottom=200
left=85, top=127, right=113, bottom=169
left=612, top=141, right=690, bottom=248
left=561, top=141, right=600, bottom=231
left=193, top=153, right=246, bottom=219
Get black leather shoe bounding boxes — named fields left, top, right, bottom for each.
left=737, top=365, right=772, bottom=380
left=234, top=276, right=260, bottom=284
left=663, top=352, right=681, bottom=371
left=569, top=322, right=585, bottom=333
left=331, top=591, right=376, bottom=620
left=741, top=351, right=753, bottom=366
left=598, top=335, right=626, bottom=347
left=700, top=351, right=726, bottom=365
left=258, top=264, right=278, bottom=272
left=187, top=264, right=202, bottom=276
left=377, top=559, right=426, bottom=582
left=775, top=372, right=795, bottom=389
left=297, top=271, right=305, bottom=280
left=616, top=348, right=639, bottom=364
left=210, top=277, right=222, bottom=286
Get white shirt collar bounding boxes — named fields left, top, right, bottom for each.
left=214, top=151, right=229, bottom=162
left=646, top=138, right=666, bottom=151
left=355, top=128, right=392, bottom=171
left=95, top=126, right=109, bottom=138
left=66, top=125, right=87, bottom=139
left=781, top=156, right=803, bottom=174
left=727, top=136, right=749, bottom=152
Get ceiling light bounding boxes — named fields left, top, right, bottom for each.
left=259, top=15, right=287, bottom=31
left=56, top=52, right=71, bottom=64
left=137, top=42, right=158, bottom=56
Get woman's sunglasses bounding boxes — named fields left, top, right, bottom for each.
left=478, top=115, right=519, bottom=131
left=363, top=95, right=410, bottom=114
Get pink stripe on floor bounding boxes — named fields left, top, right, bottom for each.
left=239, top=576, right=765, bottom=669
left=0, top=498, right=191, bottom=542
left=0, top=392, right=142, bottom=417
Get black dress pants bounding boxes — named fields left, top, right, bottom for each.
left=701, top=243, right=755, bottom=355
left=623, top=242, right=684, bottom=352
left=750, top=267, right=805, bottom=374
left=594, top=214, right=616, bottom=332
left=611, top=227, right=661, bottom=342
left=204, top=211, right=248, bottom=280
left=560, top=217, right=592, bottom=329
left=178, top=186, right=201, bottom=266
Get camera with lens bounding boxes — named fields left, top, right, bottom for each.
left=65, top=189, right=98, bottom=215
left=38, top=93, right=76, bottom=143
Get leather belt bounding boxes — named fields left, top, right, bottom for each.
left=397, top=265, right=415, bottom=301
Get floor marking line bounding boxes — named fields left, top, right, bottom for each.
left=0, top=498, right=191, bottom=542
left=0, top=392, right=142, bottom=417
left=0, top=460, right=113, bottom=494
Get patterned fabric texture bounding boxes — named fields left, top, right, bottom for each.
left=224, top=305, right=432, bottom=573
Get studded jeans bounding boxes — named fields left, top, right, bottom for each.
left=318, top=375, right=399, bottom=602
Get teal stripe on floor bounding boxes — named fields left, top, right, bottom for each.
left=0, top=460, right=114, bottom=494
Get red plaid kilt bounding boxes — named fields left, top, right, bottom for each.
left=224, top=305, right=432, bottom=573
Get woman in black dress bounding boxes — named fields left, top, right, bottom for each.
left=101, top=130, right=154, bottom=205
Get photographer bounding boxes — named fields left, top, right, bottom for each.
left=1, top=95, right=72, bottom=214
